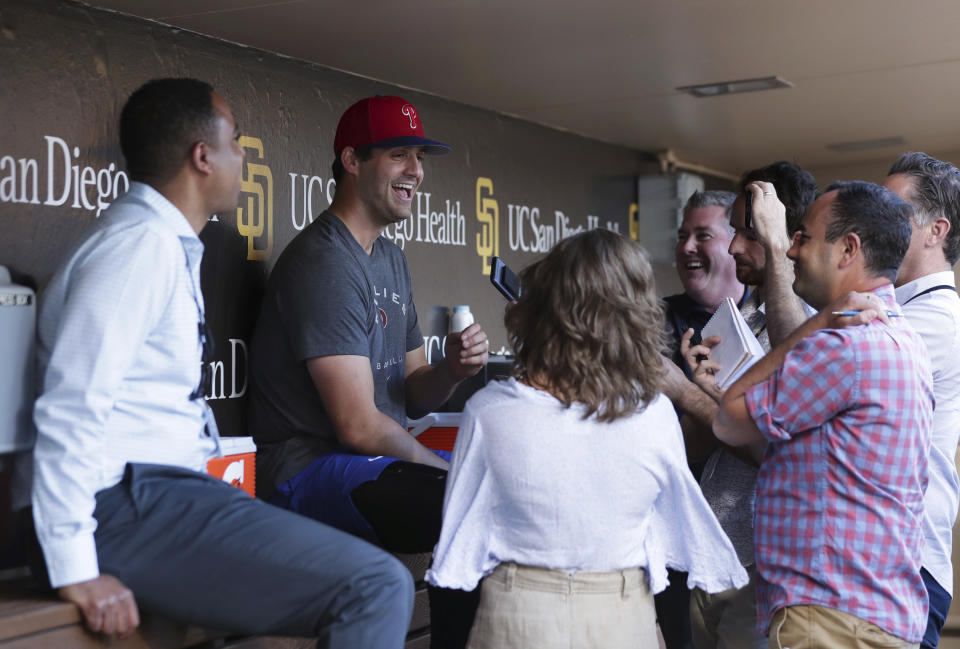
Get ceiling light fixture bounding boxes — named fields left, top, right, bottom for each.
left=676, top=76, right=793, bottom=97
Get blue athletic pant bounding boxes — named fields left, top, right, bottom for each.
left=270, top=450, right=451, bottom=553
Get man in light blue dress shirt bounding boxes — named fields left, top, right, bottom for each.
left=31, top=78, right=413, bottom=647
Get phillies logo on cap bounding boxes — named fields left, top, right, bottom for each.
left=333, top=95, right=451, bottom=156
left=401, top=104, right=418, bottom=130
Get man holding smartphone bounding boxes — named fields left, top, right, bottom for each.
left=728, top=162, right=817, bottom=346
left=247, top=95, right=489, bottom=648
left=683, top=161, right=818, bottom=649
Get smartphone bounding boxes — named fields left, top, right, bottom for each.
left=744, top=189, right=753, bottom=230
left=490, top=256, right=521, bottom=301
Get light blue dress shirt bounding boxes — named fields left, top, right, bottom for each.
left=33, top=182, right=218, bottom=588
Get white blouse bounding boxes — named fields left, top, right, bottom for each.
left=426, top=378, right=747, bottom=594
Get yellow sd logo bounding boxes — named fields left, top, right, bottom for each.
left=475, top=177, right=499, bottom=275
left=629, top=203, right=639, bottom=241
left=236, top=136, right=273, bottom=261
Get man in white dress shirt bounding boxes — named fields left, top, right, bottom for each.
left=31, top=78, right=413, bottom=647
left=884, top=152, right=960, bottom=649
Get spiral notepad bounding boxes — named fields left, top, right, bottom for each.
left=700, top=297, right=766, bottom=389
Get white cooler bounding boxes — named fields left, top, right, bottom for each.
left=0, top=266, right=36, bottom=453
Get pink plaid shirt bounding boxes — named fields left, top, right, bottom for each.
left=745, top=285, right=933, bottom=642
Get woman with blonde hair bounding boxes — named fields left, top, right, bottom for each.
left=426, top=229, right=746, bottom=648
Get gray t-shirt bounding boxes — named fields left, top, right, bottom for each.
left=247, top=210, right=422, bottom=491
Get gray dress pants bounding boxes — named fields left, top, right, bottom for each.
left=92, top=463, right=414, bottom=649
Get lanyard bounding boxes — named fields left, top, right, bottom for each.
left=902, top=284, right=956, bottom=305
left=180, top=238, right=222, bottom=454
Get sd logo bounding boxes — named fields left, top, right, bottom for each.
left=236, top=136, right=274, bottom=261
left=475, top=176, right=500, bottom=275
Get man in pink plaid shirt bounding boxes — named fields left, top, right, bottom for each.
left=713, top=180, right=934, bottom=649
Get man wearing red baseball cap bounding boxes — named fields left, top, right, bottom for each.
left=333, top=95, right=452, bottom=155
left=247, top=95, right=488, bottom=648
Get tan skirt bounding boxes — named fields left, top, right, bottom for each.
left=466, top=563, right=658, bottom=649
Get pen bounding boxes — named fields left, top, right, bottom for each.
left=831, top=310, right=903, bottom=317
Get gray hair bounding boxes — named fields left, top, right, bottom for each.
left=684, top=190, right=736, bottom=214
left=888, top=152, right=960, bottom=265
left=683, top=190, right=736, bottom=235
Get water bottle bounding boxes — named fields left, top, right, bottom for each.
left=449, top=305, right=475, bottom=334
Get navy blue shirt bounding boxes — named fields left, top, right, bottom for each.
left=663, top=288, right=749, bottom=378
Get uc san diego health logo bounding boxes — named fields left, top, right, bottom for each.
left=236, top=136, right=274, bottom=261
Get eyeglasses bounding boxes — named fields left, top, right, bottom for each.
left=190, top=318, right=215, bottom=401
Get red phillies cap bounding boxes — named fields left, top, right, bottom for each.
left=333, top=95, right=451, bottom=156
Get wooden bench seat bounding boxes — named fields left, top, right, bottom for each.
left=0, top=553, right=432, bottom=648
left=0, top=579, right=220, bottom=648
